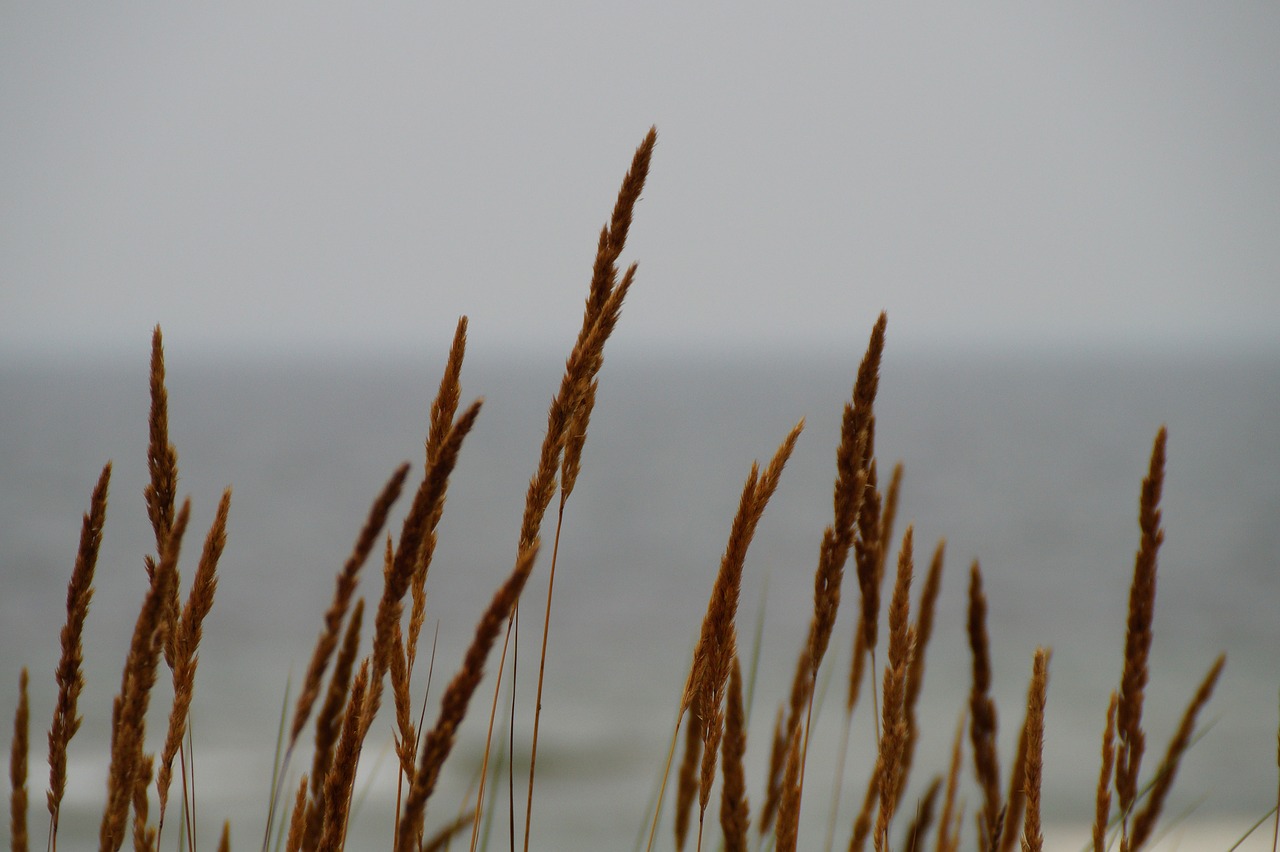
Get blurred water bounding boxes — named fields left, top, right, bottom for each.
left=2, top=345, right=1277, bottom=850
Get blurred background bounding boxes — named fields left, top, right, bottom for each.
left=2, top=4, right=1278, bottom=850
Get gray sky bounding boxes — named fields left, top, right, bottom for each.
left=3, top=4, right=1277, bottom=360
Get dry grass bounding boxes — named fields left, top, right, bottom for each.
left=1128, top=654, right=1226, bottom=850
left=896, top=538, right=945, bottom=804
left=319, top=660, right=369, bottom=852
left=100, top=498, right=189, bottom=852
left=688, top=422, right=804, bottom=832
left=290, top=464, right=409, bottom=751
left=719, top=655, right=749, bottom=852
left=395, top=542, right=539, bottom=852
left=307, top=599, right=363, bottom=846
left=1021, top=649, right=1049, bottom=852
left=1093, top=692, right=1119, bottom=852
left=143, top=327, right=182, bottom=674
left=4, top=129, right=1254, bottom=852
left=873, top=527, right=917, bottom=852
left=967, top=561, right=1004, bottom=852
left=46, top=460, right=110, bottom=847
left=157, top=487, right=231, bottom=833
left=1117, top=428, right=1166, bottom=831
left=675, top=706, right=702, bottom=850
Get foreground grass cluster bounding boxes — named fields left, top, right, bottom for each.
left=6, top=129, right=1266, bottom=852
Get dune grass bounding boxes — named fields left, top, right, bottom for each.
left=5, top=128, right=1269, bottom=852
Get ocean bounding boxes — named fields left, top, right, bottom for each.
left=2, top=345, right=1277, bottom=850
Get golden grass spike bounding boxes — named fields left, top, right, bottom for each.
left=47, top=461, right=111, bottom=841
left=967, top=560, right=1002, bottom=852
left=216, top=819, right=230, bottom=852
left=935, top=710, right=966, bottom=852
left=698, top=699, right=727, bottom=849
left=291, top=464, right=409, bottom=748
left=561, top=129, right=656, bottom=496
left=395, top=542, right=539, bottom=852
left=10, top=667, right=28, bottom=852
left=684, top=422, right=804, bottom=717
left=681, top=422, right=803, bottom=839
left=368, top=399, right=483, bottom=737
left=680, top=457, right=757, bottom=711
left=904, top=539, right=943, bottom=714
left=410, top=316, right=470, bottom=677
left=318, top=659, right=369, bottom=852
left=143, top=326, right=181, bottom=670
left=847, top=607, right=869, bottom=715
left=775, top=723, right=804, bottom=852
left=808, top=426, right=870, bottom=678
left=560, top=378, right=598, bottom=505
left=850, top=312, right=888, bottom=644
left=814, top=316, right=888, bottom=666
left=873, top=529, right=915, bottom=852
left=850, top=313, right=888, bottom=467
left=1116, top=427, right=1167, bottom=820
left=1129, top=653, right=1226, bottom=849
left=853, top=460, right=883, bottom=687
left=1020, top=649, right=1049, bottom=852
left=304, top=597, right=363, bottom=849
left=527, top=126, right=653, bottom=844
left=674, top=709, right=702, bottom=851
left=896, top=539, right=945, bottom=802
left=849, top=535, right=916, bottom=852
left=602, top=127, right=657, bottom=274
left=515, top=270, right=640, bottom=847
left=720, top=656, right=749, bottom=852
left=143, top=326, right=178, bottom=556
left=883, top=529, right=914, bottom=693
left=425, top=317, right=468, bottom=470
left=158, top=488, right=230, bottom=828
left=519, top=265, right=632, bottom=554
left=101, top=500, right=189, bottom=852
left=522, top=137, right=655, bottom=852
left=1093, top=692, right=1119, bottom=852
left=827, top=467, right=894, bottom=850
left=389, top=624, right=416, bottom=781
left=581, top=127, right=657, bottom=345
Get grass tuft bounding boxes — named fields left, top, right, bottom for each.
left=5, top=130, right=1253, bottom=852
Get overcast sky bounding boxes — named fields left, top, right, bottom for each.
left=3, top=4, right=1277, bottom=361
